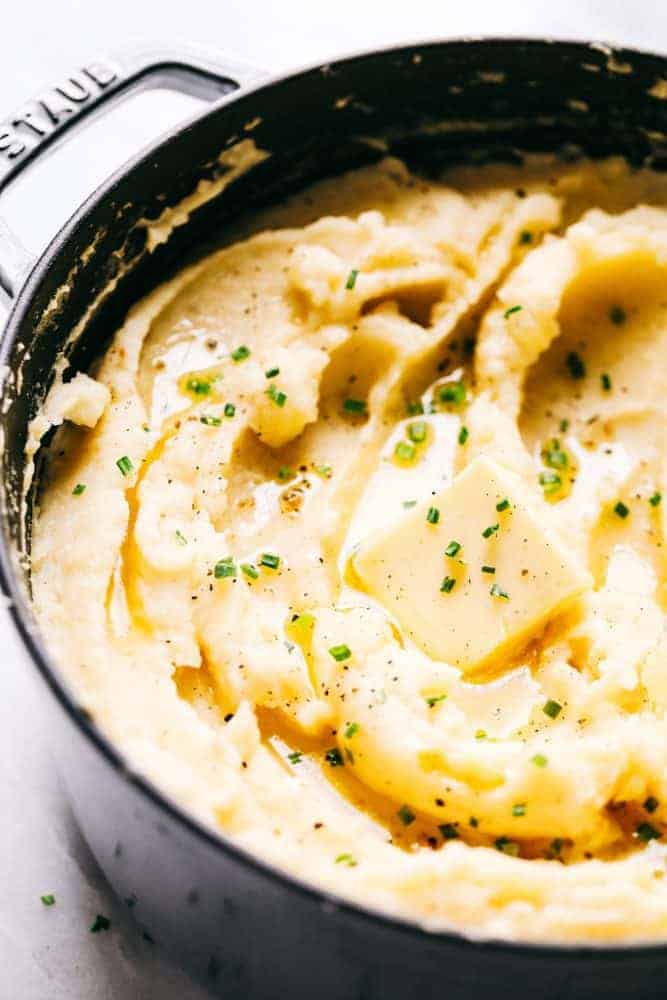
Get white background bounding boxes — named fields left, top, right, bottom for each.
left=1, top=2, right=665, bottom=997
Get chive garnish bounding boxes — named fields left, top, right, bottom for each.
left=72, top=483, right=86, bottom=496
left=439, top=823, right=459, bottom=840
left=601, top=373, right=612, bottom=391
left=329, top=644, right=351, bottom=662
left=512, top=803, right=526, bottom=817
left=343, top=397, right=367, bottom=415
left=503, top=305, right=522, bottom=319
left=200, top=414, right=222, bottom=426
left=482, top=523, right=499, bottom=538
left=614, top=501, right=630, bottom=519
left=543, top=699, right=562, bottom=719
left=445, top=540, right=461, bottom=557
left=440, top=576, right=456, bottom=593
left=397, top=804, right=415, bottom=826
left=40, top=894, right=56, bottom=907
left=287, top=751, right=303, bottom=764
left=495, top=837, right=519, bottom=856
left=495, top=497, right=510, bottom=512
left=407, top=400, right=424, bottom=416
left=489, top=583, right=509, bottom=599
left=316, top=464, right=332, bottom=478
left=531, top=754, right=548, bottom=768
left=438, top=381, right=466, bottom=405
left=402, top=500, right=417, bottom=509
left=636, top=822, right=661, bottom=842
left=214, top=557, right=236, bottom=579
left=650, top=492, right=662, bottom=507
left=426, top=507, right=440, bottom=525
left=241, top=562, right=259, bottom=580
left=458, top=425, right=469, bottom=445
left=325, top=747, right=344, bottom=767
left=544, top=440, right=568, bottom=469
left=426, top=693, right=447, bottom=707
left=265, top=367, right=280, bottom=378
left=278, top=466, right=294, bottom=481
left=407, top=420, right=427, bottom=443
left=345, top=268, right=359, bottom=290
left=539, top=470, right=562, bottom=495
left=224, top=402, right=236, bottom=417
left=186, top=376, right=211, bottom=395
left=174, top=530, right=187, bottom=546
left=559, top=418, right=569, bottom=433
left=266, top=385, right=287, bottom=407
left=90, top=914, right=111, bottom=933
left=481, top=565, right=495, bottom=574
left=231, top=345, right=250, bottom=362
left=116, top=456, right=133, bottom=477
left=395, top=441, right=416, bottom=462
left=335, top=853, right=357, bottom=866
left=566, top=351, right=586, bottom=379
left=260, top=552, right=280, bottom=570
left=344, top=722, right=359, bottom=738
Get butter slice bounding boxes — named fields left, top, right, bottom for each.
left=352, top=456, right=590, bottom=672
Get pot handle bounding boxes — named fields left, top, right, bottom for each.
left=0, top=45, right=268, bottom=301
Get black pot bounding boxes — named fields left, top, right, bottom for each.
left=1, top=39, right=667, bottom=1000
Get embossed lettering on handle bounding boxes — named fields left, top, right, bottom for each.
left=0, top=60, right=121, bottom=186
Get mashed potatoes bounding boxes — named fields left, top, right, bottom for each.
left=31, top=154, right=667, bottom=943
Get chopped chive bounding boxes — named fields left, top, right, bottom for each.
left=481, top=565, right=496, bottom=574
left=644, top=796, right=659, bottom=814
left=316, top=464, right=332, bottom=478
left=287, top=750, right=303, bottom=764
left=329, top=644, right=351, bottom=662
left=260, top=552, right=280, bottom=570
left=214, top=557, right=236, bottom=579
left=503, top=305, right=522, bottom=319
left=325, top=747, right=344, bottom=767
left=397, top=804, right=415, bottom=826
left=241, top=562, right=259, bottom=580
left=402, top=500, right=417, bottom=509
left=469, top=816, right=479, bottom=828
left=345, top=268, right=359, bottom=290
left=40, top=894, right=56, bottom=907
left=495, top=497, right=510, bottom=512
left=426, top=693, right=447, bottom=708
left=445, top=540, right=461, bottom=558
left=539, top=470, right=562, bottom=495
left=649, top=492, right=662, bottom=507
left=439, top=823, right=459, bottom=840
left=231, top=345, right=250, bottom=362
left=200, top=414, right=222, bottom=426
left=440, top=576, right=456, bottom=594
left=566, top=351, right=586, bottom=379
left=519, top=230, right=533, bottom=245
left=559, top=418, right=569, bottom=433
left=458, top=425, right=469, bottom=445
left=426, top=506, right=440, bottom=524
left=512, top=803, right=526, bottom=817
left=489, top=583, right=509, bottom=599
left=614, top=500, right=630, bottom=519
left=278, top=466, right=294, bottom=481
left=544, top=440, right=568, bottom=469
left=174, top=529, right=187, bottom=546
left=343, top=397, right=367, bottom=415
left=601, top=372, right=612, bottom=392
left=265, top=367, right=280, bottom=378
left=482, top=523, right=499, bottom=538
left=438, top=381, right=466, bottom=405
left=394, top=440, right=416, bottom=462
left=90, top=914, right=111, bottom=933
left=609, top=305, right=626, bottom=326
left=495, top=837, right=519, bottom=856
left=72, top=483, right=86, bottom=496
left=407, top=420, right=427, bottom=443
left=475, top=729, right=487, bottom=740
left=636, top=822, right=661, bottom=842
left=266, top=385, right=287, bottom=407
left=543, top=699, right=562, bottom=719
left=335, top=853, right=357, bottom=866
left=186, top=376, right=211, bottom=395
left=224, top=402, right=236, bottom=417
left=531, top=753, right=548, bottom=768
left=407, top=399, right=424, bottom=416
left=116, top=455, right=133, bottom=477
left=344, top=722, right=359, bottom=738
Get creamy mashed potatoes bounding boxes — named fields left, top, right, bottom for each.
left=31, top=155, right=667, bottom=943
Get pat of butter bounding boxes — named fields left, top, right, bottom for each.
left=352, top=456, right=590, bottom=672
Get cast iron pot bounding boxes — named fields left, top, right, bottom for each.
left=1, top=38, right=667, bottom=1000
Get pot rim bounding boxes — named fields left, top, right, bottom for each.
left=3, top=35, right=667, bottom=960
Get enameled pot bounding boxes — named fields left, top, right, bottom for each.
left=1, top=39, right=667, bottom=999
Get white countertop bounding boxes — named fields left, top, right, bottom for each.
left=1, top=1, right=664, bottom=996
